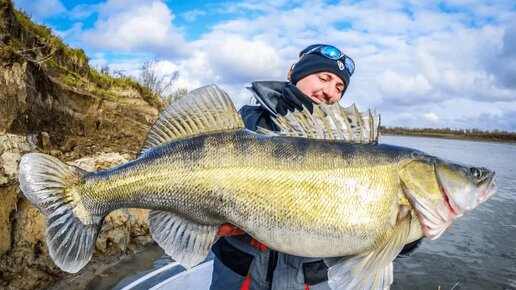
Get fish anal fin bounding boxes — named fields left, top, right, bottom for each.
left=148, top=210, right=219, bottom=269
left=139, top=85, right=244, bottom=155
left=325, top=216, right=411, bottom=290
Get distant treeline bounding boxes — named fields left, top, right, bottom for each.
left=380, top=126, right=516, bottom=143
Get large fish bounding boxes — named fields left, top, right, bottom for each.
left=18, top=85, right=496, bottom=290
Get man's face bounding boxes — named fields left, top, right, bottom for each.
left=295, top=72, right=345, bottom=105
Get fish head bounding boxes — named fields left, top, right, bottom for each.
left=399, top=155, right=496, bottom=240
left=434, top=162, right=496, bottom=213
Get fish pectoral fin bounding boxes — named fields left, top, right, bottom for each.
left=148, top=210, right=219, bottom=269
left=327, top=260, right=394, bottom=290
left=324, top=217, right=411, bottom=290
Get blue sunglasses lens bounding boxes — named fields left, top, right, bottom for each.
left=319, top=46, right=342, bottom=60
left=344, top=57, right=355, bottom=75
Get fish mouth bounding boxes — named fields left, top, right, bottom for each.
left=477, top=172, right=496, bottom=204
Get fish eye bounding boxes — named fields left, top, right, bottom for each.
left=470, top=167, right=483, bottom=179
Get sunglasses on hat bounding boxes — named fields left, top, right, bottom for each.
left=304, top=45, right=355, bottom=76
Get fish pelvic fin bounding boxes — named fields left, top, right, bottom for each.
left=262, top=103, right=380, bottom=144
left=148, top=210, right=219, bottom=269
left=325, top=215, right=411, bottom=290
left=139, top=84, right=244, bottom=155
left=18, top=153, right=100, bottom=273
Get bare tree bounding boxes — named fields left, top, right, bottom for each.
left=100, top=64, right=110, bottom=75
left=138, top=59, right=180, bottom=100
left=163, top=87, right=189, bottom=105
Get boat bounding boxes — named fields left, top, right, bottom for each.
left=119, top=259, right=214, bottom=290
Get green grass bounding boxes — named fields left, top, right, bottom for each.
left=1, top=37, right=24, bottom=62
left=87, top=69, right=159, bottom=103
left=14, top=10, right=89, bottom=68
left=11, top=9, right=162, bottom=105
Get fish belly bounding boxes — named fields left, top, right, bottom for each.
left=216, top=166, right=402, bottom=257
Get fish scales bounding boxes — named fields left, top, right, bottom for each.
left=76, top=130, right=413, bottom=256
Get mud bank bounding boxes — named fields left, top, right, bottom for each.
left=0, top=0, right=161, bottom=288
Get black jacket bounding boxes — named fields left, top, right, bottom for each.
left=239, top=81, right=315, bottom=131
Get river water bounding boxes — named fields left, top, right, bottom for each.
left=384, top=136, right=516, bottom=290
left=109, top=136, right=515, bottom=290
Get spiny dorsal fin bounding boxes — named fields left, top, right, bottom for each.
left=140, top=84, right=244, bottom=154
left=261, top=103, right=380, bottom=144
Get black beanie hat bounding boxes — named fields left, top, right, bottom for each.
left=290, top=44, right=352, bottom=95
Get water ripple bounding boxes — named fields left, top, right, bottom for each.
left=387, top=136, right=516, bottom=290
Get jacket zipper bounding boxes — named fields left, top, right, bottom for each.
left=266, top=250, right=278, bottom=289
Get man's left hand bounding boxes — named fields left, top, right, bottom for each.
left=218, top=223, right=246, bottom=236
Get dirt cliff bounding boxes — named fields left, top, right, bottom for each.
left=0, top=0, right=163, bottom=288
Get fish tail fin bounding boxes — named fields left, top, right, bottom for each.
left=18, top=153, right=100, bottom=273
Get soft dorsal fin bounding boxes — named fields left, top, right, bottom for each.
left=258, top=103, right=380, bottom=144
left=140, top=84, right=244, bottom=154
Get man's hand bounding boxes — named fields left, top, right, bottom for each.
left=218, top=223, right=246, bottom=236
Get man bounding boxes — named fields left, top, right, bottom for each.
left=210, top=44, right=420, bottom=290
left=239, top=44, right=353, bottom=133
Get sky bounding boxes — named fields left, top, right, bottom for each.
left=12, top=0, right=516, bottom=131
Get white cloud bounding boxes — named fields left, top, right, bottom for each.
left=89, top=52, right=109, bottom=69
left=198, top=35, right=284, bottom=84
left=378, top=70, right=433, bottom=101
left=67, top=4, right=99, bottom=20
left=48, top=0, right=516, bottom=131
left=424, top=112, right=440, bottom=123
left=489, top=22, right=516, bottom=90
left=182, top=9, right=206, bottom=22
left=13, top=0, right=66, bottom=19
left=138, top=35, right=287, bottom=108
left=205, top=1, right=515, bottom=130
left=55, top=22, right=84, bottom=47
left=82, top=1, right=189, bottom=58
